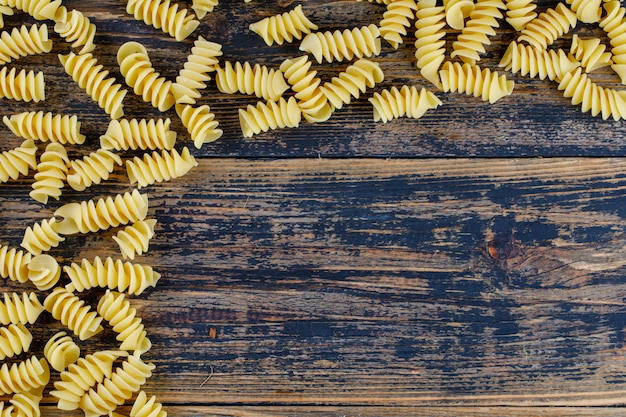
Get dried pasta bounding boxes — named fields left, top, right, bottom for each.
left=498, top=41, right=580, bottom=81
left=566, top=0, right=601, bottom=23
left=0, top=5, right=13, bottom=29
left=43, top=287, right=104, bottom=341
left=0, top=323, right=32, bottom=360
left=53, top=189, right=149, bottom=235
left=97, top=290, right=152, bottom=353
left=414, top=0, right=447, bottom=89
left=176, top=103, right=223, bottom=148
left=44, top=331, right=80, bottom=372
left=66, top=148, right=123, bottom=192
left=21, top=218, right=65, bottom=255
left=126, top=0, right=199, bottom=41
left=0, top=356, right=49, bottom=395
left=130, top=390, right=167, bottom=417
left=299, top=24, right=382, bottom=64
left=113, top=218, right=157, bottom=260
left=64, top=256, right=161, bottom=295
left=0, top=245, right=31, bottom=283
left=504, top=0, right=537, bottom=30
left=570, top=35, right=612, bottom=73
left=320, top=58, right=385, bottom=110
left=517, top=2, right=577, bottom=50
left=249, top=5, right=318, bottom=46
left=192, top=0, right=218, bottom=19
left=27, top=253, right=61, bottom=290
left=279, top=55, right=332, bottom=123
left=30, top=143, right=70, bottom=204
left=0, top=139, right=37, bottom=183
left=444, top=0, right=475, bottom=29
left=54, top=8, right=96, bottom=54
left=600, top=1, right=626, bottom=84
left=378, top=0, right=418, bottom=49
left=3, top=111, right=86, bottom=144
left=439, top=61, right=515, bottom=104
left=0, top=292, right=44, bottom=325
left=58, top=52, right=127, bottom=119
left=4, top=389, right=44, bottom=417
left=0, top=0, right=61, bottom=20
left=126, top=147, right=198, bottom=189
left=100, top=118, right=177, bottom=151
left=368, top=85, right=442, bottom=123
left=171, top=35, right=222, bottom=104
left=0, top=23, right=52, bottom=65
left=238, top=96, right=302, bottom=137
left=215, top=60, right=289, bottom=101
left=0, top=66, right=45, bottom=102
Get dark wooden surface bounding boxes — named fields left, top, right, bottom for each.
left=2, top=1, right=626, bottom=416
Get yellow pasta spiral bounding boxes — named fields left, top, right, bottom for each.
left=3, top=111, right=85, bottom=144
left=66, top=148, right=123, bottom=191
left=100, top=118, right=176, bottom=151
left=53, top=189, right=149, bottom=235
left=97, top=290, right=152, bottom=353
left=44, top=331, right=80, bottom=372
left=570, top=35, right=612, bottom=73
left=439, top=61, right=514, bottom=104
left=249, top=4, right=318, bottom=46
left=499, top=41, right=580, bottom=82
left=0, top=138, right=37, bottom=183
left=113, top=219, right=157, bottom=260
left=414, top=0, right=447, bottom=89
left=0, top=356, right=49, bottom=395
left=30, top=143, right=70, bottom=204
left=0, top=245, right=31, bottom=283
left=0, top=292, right=44, bottom=326
left=27, top=253, right=61, bottom=290
left=192, top=0, right=218, bottom=19
left=0, top=6, right=14, bottom=29
left=238, top=96, right=302, bottom=137
left=320, top=58, right=385, bottom=110
left=600, top=1, right=626, bottom=83
left=176, top=103, right=223, bottom=148
left=517, top=3, right=577, bottom=50
left=126, top=147, right=198, bottom=189
left=126, top=0, right=199, bottom=41
left=444, top=0, right=475, bottom=29
left=64, top=256, right=161, bottom=295
left=3, top=387, right=43, bottom=417
left=0, top=24, right=52, bottom=65
left=21, top=218, right=65, bottom=255
left=504, top=0, right=536, bottom=30
left=280, top=55, right=332, bottom=123
left=0, top=0, right=61, bottom=20
left=130, top=390, right=167, bottom=417
left=566, top=0, right=601, bottom=23
left=369, top=85, right=442, bottom=123
left=379, top=0, right=418, bottom=49
left=0, top=66, right=44, bottom=102
left=58, top=52, right=127, bottom=119
left=300, top=24, right=381, bottom=64
left=171, top=35, right=221, bottom=104
left=54, top=8, right=96, bottom=54
left=44, top=287, right=104, bottom=341
left=0, top=323, right=32, bottom=360
left=215, top=60, right=289, bottom=101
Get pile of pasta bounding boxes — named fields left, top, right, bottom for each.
left=0, top=0, right=623, bottom=415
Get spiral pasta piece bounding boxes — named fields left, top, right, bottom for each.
left=64, top=256, right=161, bottom=295
left=126, top=0, right=200, bottom=41
left=0, top=292, right=43, bottom=326
left=0, top=323, right=32, bottom=360
left=53, top=189, right=149, bottom=235
left=171, top=36, right=221, bottom=104
left=378, top=0, right=418, bottom=49
left=566, top=0, right=601, bottom=23
left=600, top=1, right=626, bottom=84
left=27, top=254, right=61, bottom=290
left=54, top=8, right=96, bottom=54
left=238, top=96, right=302, bottom=137
left=504, top=0, right=537, bottom=30
left=451, top=0, right=506, bottom=65
left=499, top=41, right=580, bottom=81
left=5, top=386, right=43, bottom=417
left=444, top=0, right=475, bottom=29
left=0, top=245, right=31, bottom=283
left=100, top=118, right=176, bottom=152
left=66, top=148, right=123, bottom=192
left=414, top=0, right=446, bottom=89
left=113, top=219, right=157, bottom=260
left=21, top=218, right=65, bottom=255
left=30, top=143, right=70, bottom=204
left=320, top=58, right=385, bottom=110
left=0, top=6, right=13, bottom=29
left=0, top=139, right=36, bottom=183
left=130, top=390, right=167, bottom=417
left=3, top=111, right=85, bottom=145
left=58, top=52, right=127, bottom=119
left=517, top=3, right=577, bottom=50
left=176, top=104, right=223, bottom=148
left=279, top=55, right=332, bottom=123
left=44, top=287, right=104, bottom=341
left=51, top=349, right=127, bottom=411
left=0, top=356, right=49, bottom=395
left=439, top=61, right=514, bottom=104
left=215, top=60, right=289, bottom=101
left=192, top=0, right=218, bottom=19
left=0, top=66, right=44, bottom=102
left=0, top=24, right=52, bottom=65
left=249, top=5, right=318, bottom=46
left=97, top=290, right=152, bottom=353
left=44, top=331, right=80, bottom=372
left=300, top=24, right=382, bottom=64
left=369, top=85, right=442, bottom=123
left=126, top=147, right=198, bottom=189
left=0, top=0, right=61, bottom=20
left=570, top=35, right=612, bottom=73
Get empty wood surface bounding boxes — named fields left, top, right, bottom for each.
left=1, top=1, right=626, bottom=416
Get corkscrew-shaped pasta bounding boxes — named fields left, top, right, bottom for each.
left=499, top=41, right=579, bottom=81
left=0, top=66, right=44, bottom=102
left=439, top=61, right=514, bottom=104
left=44, top=287, right=104, bottom=341
left=504, top=0, right=537, bottom=30
left=64, top=256, right=161, bottom=295
left=117, top=41, right=175, bottom=111
left=249, top=5, right=318, bottom=46
left=300, top=24, right=382, bottom=64
left=21, top=218, right=65, bottom=255
left=126, top=147, right=198, bottom=189
left=171, top=35, right=221, bottom=104
left=66, top=148, right=123, bottom=191
left=192, top=0, right=218, bottom=19
left=4, top=387, right=43, bottom=417
left=451, top=0, right=506, bottom=65
left=215, top=61, right=289, bottom=101
left=126, top=0, right=200, bottom=41
left=0, top=245, right=31, bottom=283
left=0, top=139, right=37, bottom=183
left=238, top=96, right=302, bottom=137
left=279, top=55, right=332, bottom=123
left=53, top=189, right=149, bottom=235
left=101, top=118, right=176, bottom=151
left=4, top=111, right=85, bottom=144
left=30, top=143, right=70, bottom=204
left=369, top=85, right=442, bottom=123
left=557, top=67, right=626, bottom=121
left=600, top=1, right=626, bottom=83
left=58, top=52, right=127, bottom=119
left=0, top=0, right=61, bottom=20
left=0, top=292, right=44, bottom=325
left=517, top=3, right=577, bottom=50
left=0, top=24, right=52, bottom=65
left=320, top=58, right=385, bottom=110
left=378, top=0, right=418, bottom=49
left=0, top=323, right=32, bottom=360
left=54, top=8, right=96, bottom=54
left=79, top=352, right=155, bottom=416
left=566, top=0, right=601, bottom=23
left=176, top=104, right=223, bottom=148
left=113, top=219, right=157, bottom=260
left=130, top=390, right=167, bottom=417
left=0, top=6, right=13, bottom=29
left=51, top=349, right=127, bottom=411
left=97, top=290, right=152, bottom=353
left=44, top=331, right=80, bottom=372
left=444, top=0, right=475, bottom=29
left=27, top=254, right=61, bottom=290
left=0, top=356, right=49, bottom=395
left=414, top=0, right=447, bottom=89
left=570, top=35, right=612, bottom=72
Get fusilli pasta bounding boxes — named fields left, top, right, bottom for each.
left=30, top=142, right=70, bottom=204
left=113, top=218, right=157, bottom=260
left=43, top=287, right=104, bottom=341
left=21, top=218, right=65, bottom=255
left=299, top=24, right=382, bottom=64
left=414, top=0, right=446, bottom=89
left=378, top=0, right=417, bottom=49
left=238, top=96, right=302, bottom=137
left=504, top=0, right=537, bottom=30
left=499, top=41, right=580, bottom=81
left=566, top=0, right=601, bottom=23
left=0, top=245, right=31, bottom=283
left=0, top=23, right=52, bottom=65
left=517, top=2, right=577, bottom=50
left=0, top=6, right=13, bottom=29
left=97, top=290, right=152, bottom=353
left=44, top=331, right=80, bottom=372
left=279, top=55, right=332, bottom=123
left=0, top=0, right=61, bottom=20
left=27, top=253, right=61, bottom=290
left=126, top=0, right=199, bottom=41
left=0, top=66, right=44, bottom=102
left=0, top=139, right=37, bottom=183
left=192, top=0, right=218, bottom=19
left=3, top=111, right=85, bottom=144
left=0, top=356, right=49, bottom=395
left=130, top=390, right=167, bottom=417
left=0, top=292, right=44, bottom=325
left=54, top=8, right=96, bottom=54
left=66, top=148, right=123, bottom=191
left=369, top=85, right=442, bottom=123
left=600, top=1, right=626, bottom=84
left=0, top=323, right=31, bottom=360
left=126, top=147, right=198, bottom=188
left=249, top=5, right=318, bottom=46
left=100, top=118, right=176, bottom=151
left=215, top=60, right=288, bottom=101
left=176, top=103, right=223, bottom=148
left=570, top=35, right=612, bottom=72
left=439, top=61, right=515, bottom=104
left=444, top=0, right=475, bottom=29
left=171, top=35, right=221, bottom=104
left=320, top=58, right=385, bottom=110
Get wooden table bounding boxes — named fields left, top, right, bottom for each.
left=1, top=0, right=626, bottom=415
